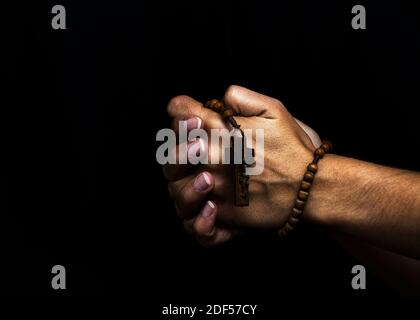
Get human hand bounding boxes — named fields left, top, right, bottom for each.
left=163, top=85, right=321, bottom=245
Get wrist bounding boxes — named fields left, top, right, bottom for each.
left=277, top=141, right=334, bottom=237
left=303, top=154, right=371, bottom=230
left=303, top=153, right=342, bottom=226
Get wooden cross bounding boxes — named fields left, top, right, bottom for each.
left=204, top=99, right=254, bottom=206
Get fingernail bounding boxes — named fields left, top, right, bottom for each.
left=202, top=200, right=216, bottom=218
left=187, top=138, right=205, bottom=157
left=187, top=139, right=202, bottom=157
left=193, top=172, right=212, bottom=192
left=186, top=117, right=202, bottom=131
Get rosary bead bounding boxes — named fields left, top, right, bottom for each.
left=289, top=216, right=300, bottom=225
left=292, top=208, right=303, bottom=218
left=278, top=228, right=289, bottom=238
left=307, top=163, right=318, bottom=173
left=222, top=109, right=234, bottom=119
left=295, top=199, right=306, bottom=209
left=315, top=147, right=325, bottom=158
left=298, top=190, right=309, bottom=201
left=279, top=140, right=332, bottom=238
left=284, top=222, right=295, bottom=233
left=303, top=172, right=315, bottom=182
left=300, top=181, right=311, bottom=191
left=213, top=100, right=224, bottom=112
left=205, top=99, right=218, bottom=109
left=321, top=141, right=333, bottom=153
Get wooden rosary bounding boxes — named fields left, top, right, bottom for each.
left=278, top=141, right=332, bottom=237
left=204, top=99, right=254, bottom=206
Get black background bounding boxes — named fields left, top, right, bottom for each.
left=5, top=0, right=420, bottom=306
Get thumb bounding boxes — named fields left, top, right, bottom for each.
left=222, top=85, right=284, bottom=119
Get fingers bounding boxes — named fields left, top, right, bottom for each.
left=163, top=95, right=231, bottom=181
left=192, top=201, right=217, bottom=238
left=167, top=96, right=226, bottom=130
left=162, top=116, right=207, bottom=181
left=222, top=85, right=284, bottom=119
left=170, top=116, right=203, bottom=137
left=184, top=201, right=237, bottom=247
left=163, top=139, right=207, bottom=181
left=165, top=89, right=280, bottom=180
left=169, top=171, right=214, bottom=219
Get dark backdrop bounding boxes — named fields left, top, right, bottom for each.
left=5, top=0, right=420, bottom=305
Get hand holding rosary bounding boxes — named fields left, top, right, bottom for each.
left=204, top=99, right=254, bottom=207
left=204, top=98, right=332, bottom=237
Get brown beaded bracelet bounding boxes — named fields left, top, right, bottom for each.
left=278, top=141, right=333, bottom=238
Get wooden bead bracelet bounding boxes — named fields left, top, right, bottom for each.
left=278, top=141, right=333, bottom=238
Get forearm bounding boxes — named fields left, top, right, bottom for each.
left=305, top=154, right=420, bottom=259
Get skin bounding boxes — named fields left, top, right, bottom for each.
left=163, top=85, right=420, bottom=296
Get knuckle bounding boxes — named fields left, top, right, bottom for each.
left=224, top=85, right=242, bottom=102
left=272, top=98, right=287, bottom=113
left=216, top=175, right=228, bottom=189
left=209, top=171, right=229, bottom=192
left=193, top=223, right=205, bottom=236
left=167, top=95, right=189, bottom=115
left=194, top=220, right=215, bottom=238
